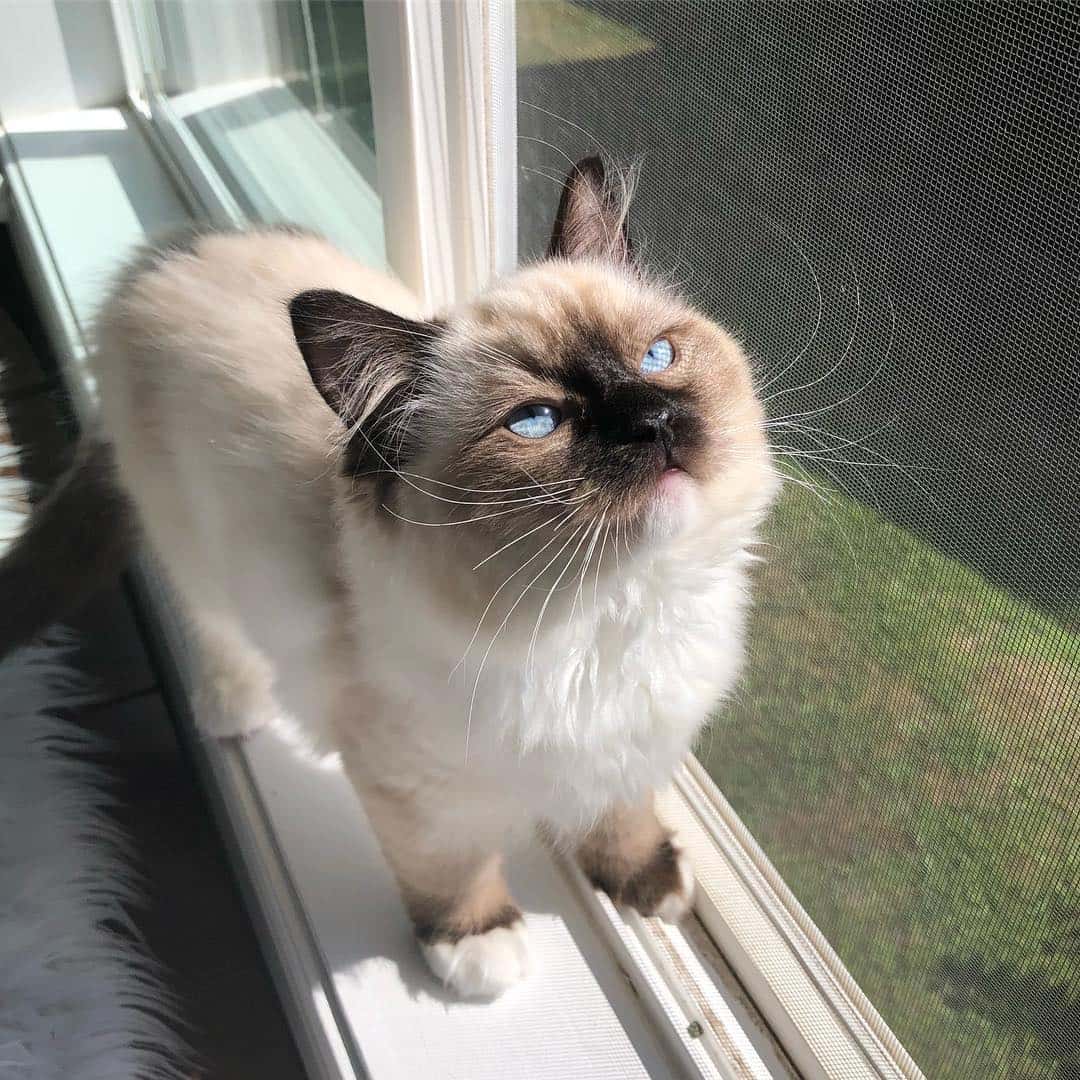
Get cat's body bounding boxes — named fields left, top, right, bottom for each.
left=15, top=161, right=775, bottom=997
left=94, top=229, right=396, bottom=748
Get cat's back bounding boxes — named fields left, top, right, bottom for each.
left=88, top=229, right=422, bottom=663
left=93, top=227, right=421, bottom=460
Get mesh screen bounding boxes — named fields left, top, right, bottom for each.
left=517, top=3, right=1079, bottom=1076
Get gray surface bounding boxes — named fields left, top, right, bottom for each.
left=0, top=1, right=125, bottom=119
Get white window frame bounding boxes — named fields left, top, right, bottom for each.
left=364, top=0, right=518, bottom=303
left=110, top=0, right=247, bottom=228
left=1, top=3, right=925, bottom=1078
left=111, top=0, right=515, bottom=310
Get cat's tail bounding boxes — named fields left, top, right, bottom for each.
left=0, top=439, right=138, bottom=656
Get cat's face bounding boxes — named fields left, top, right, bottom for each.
left=422, top=261, right=767, bottom=547
left=291, top=157, right=772, bottom=571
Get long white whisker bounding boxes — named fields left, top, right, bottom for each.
left=570, top=518, right=605, bottom=626
left=774, top=450, right=939, bottom=470
left=527, top=522, right=593, bottom=673
left=778, top=416, right=898, bottom=455
left=762, top=256, right=861, bottom=411
left=795, top=461, right=864, bottom=565
left=473, top=508, right=575, bottom=571
left=791, top=427, right=943, bottom=513
left=761, top=284, right=896, bottom=430
left=519, top=465, right=587, bottom=506
left=381, top=495, right=586, bottom=528
left=453, top=508, right=582, bottom=679
left=773, top=465, right=837, bottom=506
left=464, top=521, right=588, bottom=761
left=593, top=521, right=611, bottom=613
left=750, top=210, right=824, bottom=398
left=370, top=472, right=581, bottom=509
left=396, top=471, right=584, bottom=495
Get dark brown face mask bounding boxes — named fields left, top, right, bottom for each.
left=289, top=155, right=763, bottom=547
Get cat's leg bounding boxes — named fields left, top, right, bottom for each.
left=410, top=850, right=530, bottom=1000
left=576, top=796, right=695, bottom=922
left=188, top=611, right=278, bottom=739
left=124, top=459, right=282, bottom=740
left=340, top=750, right=530, bottom=998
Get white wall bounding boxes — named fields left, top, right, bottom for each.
left=0, top=1, right=124, bottom=121
left=150, top=1, right=308, bottom=97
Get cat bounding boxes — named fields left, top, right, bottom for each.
left=1, top=157, right=776, bottom=998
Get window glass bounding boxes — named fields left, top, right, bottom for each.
left=518, top=4, right=1079, bottom=1077
left=136, top=0, right=383, bottom=263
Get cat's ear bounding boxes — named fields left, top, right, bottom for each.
left=547, top=155, right=635, bottom=266
left=289, top=289, right=435, bottom=421
left=289, top=288, right=437, bottom=475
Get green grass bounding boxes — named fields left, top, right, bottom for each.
left=697, top=481, right=1080, bottom=1080
left=517, top=1, right=655, bottom=68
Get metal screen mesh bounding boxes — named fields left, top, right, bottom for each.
left=517, top=3, right=1079, bottom=1075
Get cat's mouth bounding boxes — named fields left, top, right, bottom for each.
left=657, top=439, right=693, bottom=484
left=657, top=464, right=692, bottom=495
left=640, top=465, right=699, bottom=540
left=650, top=452, right=697, bottom=514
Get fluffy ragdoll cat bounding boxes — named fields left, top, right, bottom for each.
left=2, top=158, right=776, bottom=998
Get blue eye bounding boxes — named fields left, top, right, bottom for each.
left=641, top=337, right=674, bottom=374
left=507, top=403, right=561, bottom=438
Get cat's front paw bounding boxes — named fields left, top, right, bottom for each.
left=612, top=838, right=696, bottom=923
left=195, top=672, right=277, bottom=739
left=421, top=920, right=532, bottom=999
left=646, top=840, right=696, bottom=923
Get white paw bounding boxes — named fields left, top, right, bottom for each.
left=421, top=921, right=532, bottom=999
left=653, top=843, right=695, bottom=924
left=195, top=675, right=276, bottom=739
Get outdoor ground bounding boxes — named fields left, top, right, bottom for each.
left=699, top=478, right=1080, bottom=1080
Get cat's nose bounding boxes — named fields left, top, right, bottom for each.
left=639, top=407, right=672, bottom=441
left=632, top=406, right=682, bottom=468
left=599, top=386, right=680, bottom=459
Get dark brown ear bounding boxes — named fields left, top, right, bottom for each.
left=547, top=155, right=635, bottom=265
left=289, top=288, right=438, bottom=477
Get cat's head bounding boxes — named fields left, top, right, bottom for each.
left=290, top=157, right=773, bottom=574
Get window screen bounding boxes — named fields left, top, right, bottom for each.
left=517, top=3, right=1079, bottom=1076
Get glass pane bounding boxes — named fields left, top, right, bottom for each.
left=518, top=3, right=1079, bottom=1077
left=136, top=0, right=383, bottom=264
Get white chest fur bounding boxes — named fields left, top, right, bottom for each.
left=346, top=529, right=754, bottom=832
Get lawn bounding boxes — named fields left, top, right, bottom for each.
left=698, top=479, right=1080, bottom=1080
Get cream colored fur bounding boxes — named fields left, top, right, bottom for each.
left=92, top=226, right=775, bottom=998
